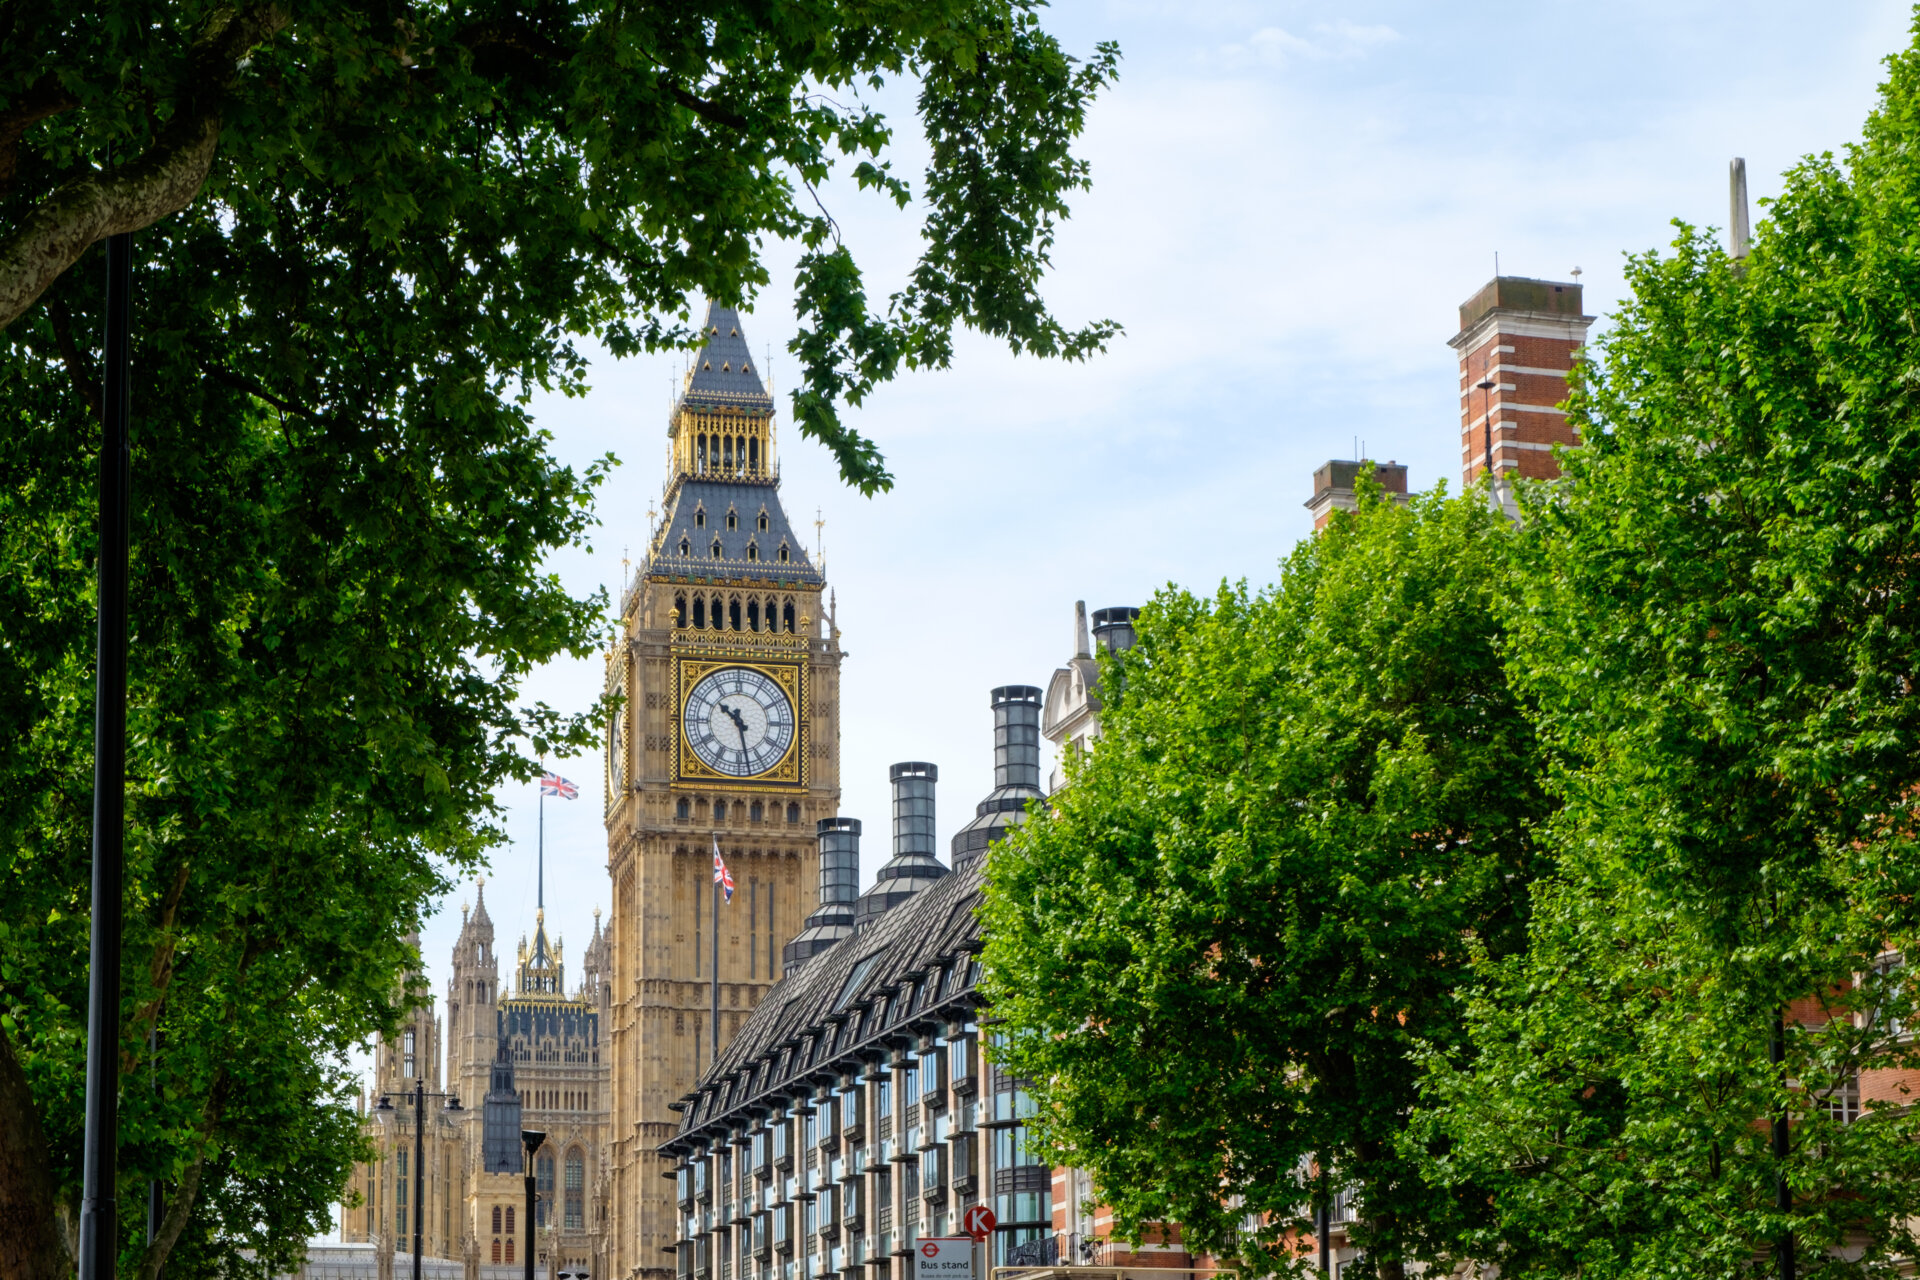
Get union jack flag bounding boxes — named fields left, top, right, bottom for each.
left=712, top=834, right=734, bottom=903
left=540, top=774, right=578, bottom=800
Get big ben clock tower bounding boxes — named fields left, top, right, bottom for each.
left=604, top=304, right=841, bottom=1280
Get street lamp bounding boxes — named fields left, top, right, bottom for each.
left=523, top=1129, right=547, bottom=1280
left=376, top=1080, right=464, bottom=1280
left=1477, top=377, right=1497, bottom=492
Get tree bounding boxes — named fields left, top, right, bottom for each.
left=1416, top=22, right=1920, bottom=1276
left=0, top=3, right=1119, bottom=1276
left=1, top=0, right=1119, bottom=493
left=980, top=483, right=1547, bottom=1280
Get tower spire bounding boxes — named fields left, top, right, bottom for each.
left=667, top=301, right=778, bottom=484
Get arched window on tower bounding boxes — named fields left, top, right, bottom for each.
left=565, top=1148, right=586, bottom=1230
left=710, top=596, right=723, bottom=627
left=714, top=800, right=728, bottom=821
left=676, top=798, right=691, bottom=820
left=492, top=1240, right=502, bottom=1263
left=505, top=1240, right=515, bottom=1264
left=729, top=598, right=742, bottom=630
left=403, top=1029, right=415, bottom=1078
left=692, top=598, right=706, bottom=629
left=786, top=802, right=800, bottom=824
left=749, top=438, right=760, bottom=474
left=747, top=600, right=760, bottom=631
left=674, top=594, right=687, bottom=627
left=536, top=1153, right=555, bottom=1228
left=493, top=1206, right=502, bottom=1234
left=750, top=800, right=763, bottom=822
left=783, top=601, right=796, bottom=633
left=724, top=436, right=734, bottom=471
left=697, top=435, right=706, bottom=473
left=506, top=1206, right=515, bottom=1233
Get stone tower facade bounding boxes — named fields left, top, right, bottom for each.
left=605, top=303, right=841, bottom=1280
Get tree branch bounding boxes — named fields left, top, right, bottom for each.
left=133, top=1080, right=223, bottom=1280
left=0, top=3, right=291, bottom=333
left=201, top=363, right=322, bottom=421
left=669, top=85, right=749, bottom=133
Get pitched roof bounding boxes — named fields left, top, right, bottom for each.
left=684, top=302, right=772, bottom=409
left=667, top=861, right=986, bottom=1146
left=653, top=479, right=823, bottom=587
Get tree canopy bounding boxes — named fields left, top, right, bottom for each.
left=1417, top=21, right=1920, bottom=1277
left=980, top=483, right=1545, bottom=1280
left=0, top=3, right=1118, bottom=1276
left=2, top=0, right=1119, bottom=493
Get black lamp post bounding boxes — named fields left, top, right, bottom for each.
left=1477, top=376, right=1497, bottom=495
left=523, top=1128, right=547, bottom=1280
left=77, top=228, right=134, bottom=1280
left=376, top=1080, right=464, bottom=1280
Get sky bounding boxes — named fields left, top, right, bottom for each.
left=388, top=0, right=1915, bottom=1097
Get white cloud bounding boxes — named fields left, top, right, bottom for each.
left=1228, top=19, right=1402, bottom=66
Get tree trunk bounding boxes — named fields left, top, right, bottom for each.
left=0, top=1026, right=72, bottom=1280
left=133, top=1148, right=207, bottom=1280
left=0, top=2, right=289, bottom=332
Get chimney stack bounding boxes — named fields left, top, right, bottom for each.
left=1449, top=275, right=1594, bottom=506
left=992, top=685, right=1043, bottom=793
left=1091, top=606, right=1141, bottom=654
left=1304, top=460, right=1410, bottom=531
left=782, top=818, right=861, bottom=975
left=953, top=687, right=1049, bottom=872
left=853, top=764, right=947, bottom=923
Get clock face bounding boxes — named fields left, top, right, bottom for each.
left=683, top=667, right=796, bottom=777
left=607, top=703, right=625, bottom=794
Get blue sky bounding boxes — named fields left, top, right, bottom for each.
left=384, top=0, right=1913, bottom=1098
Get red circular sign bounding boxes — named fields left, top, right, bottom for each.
left=920, top=1242, right=940, bottom=1259
left=962, top=1204, right=997, bottom=1241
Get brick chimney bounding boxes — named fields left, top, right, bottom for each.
left=1305, top=459, right=1410, bottom=531
left=1449, top=276, right=1594, bottom=494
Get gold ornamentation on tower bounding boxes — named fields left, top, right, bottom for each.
left=604, top=302, right=841, bottom=1280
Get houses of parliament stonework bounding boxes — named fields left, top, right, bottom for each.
left=348, top=303, right=840, bottom=1280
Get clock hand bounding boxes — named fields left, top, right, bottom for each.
left=723, top=703, right=751, bottom=747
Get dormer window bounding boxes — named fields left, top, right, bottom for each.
left=726, top=510, right=738, bottom=530
left=679, top=539, right=690, bottom=556
left=745, top=543, right=758, bottom=562
left=757, top=512, right=768, bottom=531
left=695, top=509, right=705, bottom=528
left=711, top=541, right=723, bottom=558
left=778, top=544, right=790, bottom=563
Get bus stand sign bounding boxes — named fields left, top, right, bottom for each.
left=915, top=1238, right=975, bottom=1280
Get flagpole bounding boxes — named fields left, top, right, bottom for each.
left=537, top=786, right=544, bottom=912
left=710, top=833, right=720, bottom=1070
